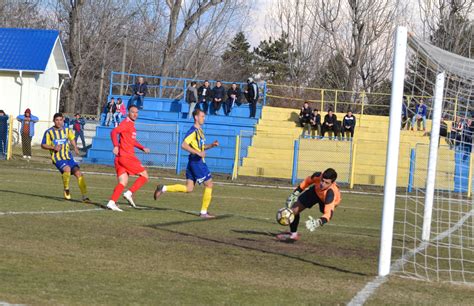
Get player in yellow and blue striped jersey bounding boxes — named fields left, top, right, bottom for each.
left=154, top=108, right=219, bottom=218
left=41, top=113, right=90, bottom=202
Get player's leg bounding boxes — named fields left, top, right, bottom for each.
left=154, top=179, right=194, bottom=200
left=154, top=163, right=195, bottom=200
left=200, top=178, right=214, bottom=218
left=107, top=172, right=129, bottom=212
left=61, top=165, right=72, bottom=200
left=123, top=170, right=149, bottom=208
left=71, top=165, right=90, bottom=203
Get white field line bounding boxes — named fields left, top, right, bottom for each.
left=0, top=208, right=103, bottom=216
left=0, top=302, right=24, bottom=306
left=347, top=208, right=474, bottom=306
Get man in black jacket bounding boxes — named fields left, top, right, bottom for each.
left=186, top=81, right=198, bottom=119
left=128, top=77, right=148, bottom=109
left=212, top=81, right=226, bottom=115
left=0, top=110, right=8, bottom=157
left=245, top=77, right=259, bottom=118
left=322, top=109, right=338, bottom=140
left=225, top=83, right=242, bottom=116
left=198, top=80, right=212, bottom=114
left=310, top=109, right=321, bottom=139
left=299, top=102, right=312, bottom=137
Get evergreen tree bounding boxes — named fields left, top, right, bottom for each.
left=253, top=33, right=294, bottom=83
left=221, top=32, right=254, bottom=81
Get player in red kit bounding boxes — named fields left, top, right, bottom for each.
left=106, top=105, right=150, bottom=212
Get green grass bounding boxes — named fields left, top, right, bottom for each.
left=0, top=160, right=472, bottom=305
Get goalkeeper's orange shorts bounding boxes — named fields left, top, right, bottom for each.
left=114, top=156, right=145, bottom=176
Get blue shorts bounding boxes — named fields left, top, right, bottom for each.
left=54, top=158, right=80, bottom=174
left=186, top=161, right=212, bottom=184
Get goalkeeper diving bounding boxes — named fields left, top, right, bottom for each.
left=277, top=168, right=341, bottom=241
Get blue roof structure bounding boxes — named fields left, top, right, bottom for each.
left=0, top=28, right=62, bottom=72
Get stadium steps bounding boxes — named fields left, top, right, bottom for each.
left=239, top=106, right=453, bottom=187
left=84, top=96, right=259, bottom=174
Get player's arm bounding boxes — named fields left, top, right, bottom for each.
left=67, top=129, right=80, bottom=155
left=41, top=131, right=60, bottom=152
left=204, top=141, right=219, bottom=150
left=286, top=172, right=321, bottom=207
left=306, top=189, right=336, bottom=231
left=134, top=140, right=150, bottom=153
left=110, top=124, right=126, bottom=155
left=181, top=140, right=205, bottom=158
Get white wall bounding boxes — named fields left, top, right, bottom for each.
left=0, top=52, right=61, bottom=144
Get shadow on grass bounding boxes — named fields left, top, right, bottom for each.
left=149, top=224, right=368, bottom=276
left=0, top=189, right=107, bottom=209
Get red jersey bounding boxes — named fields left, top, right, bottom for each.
left=110, top=117, right=145, bottom=157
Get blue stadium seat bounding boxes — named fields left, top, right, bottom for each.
left=84, top=96, right=257, bottom=174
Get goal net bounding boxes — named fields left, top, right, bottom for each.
left=380, top=27, right=474, bottom=285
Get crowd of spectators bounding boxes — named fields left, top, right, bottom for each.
left=189, top=78, right=258, bottom=118
left=297, top=102, right=356, bottom=141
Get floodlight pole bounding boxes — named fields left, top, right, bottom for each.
left=422, top=72, right=445, bottom=241
left=378, top=26, right=407, bottom=277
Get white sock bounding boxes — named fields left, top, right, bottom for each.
left=124, top=190, right=132, bottom=197
left=107, top=200, right=115, bottom=205
left=200, top=210, right=207, bottom=215
left=290, top=232, right=298, bottom=237
left=162, top=186, right=167, bottom=192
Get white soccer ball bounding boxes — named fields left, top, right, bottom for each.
left=276, top=207, right=295, bottom=226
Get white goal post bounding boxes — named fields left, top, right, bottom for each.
left=379, top=26, right=474, bottom=284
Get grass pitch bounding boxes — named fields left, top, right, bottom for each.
left=0, top=160, right=472, bottom=305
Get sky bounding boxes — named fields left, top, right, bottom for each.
left=245, top=0, right=279, bottom=47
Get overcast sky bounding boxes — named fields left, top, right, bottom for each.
left=245, top=0, right=279, bottom=47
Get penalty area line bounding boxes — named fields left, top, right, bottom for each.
left=347, top=208, right=474, bottom=306
left=0, top=208, right=103, bottom=216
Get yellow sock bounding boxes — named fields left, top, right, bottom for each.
left=62, top=172, right=71, bottom=190
left=78, top=176, right=87, bottom=195
left=200, top=187, right=212, bottom=214
left=165, top=184, right=187, bottom=193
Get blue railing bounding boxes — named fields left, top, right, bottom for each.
left=109, top=71, right=267, bottom=105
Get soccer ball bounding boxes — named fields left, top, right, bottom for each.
left=276, top=207, right=295, bottom=226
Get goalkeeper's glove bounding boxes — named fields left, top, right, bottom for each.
left=285, top=190, right=300, bottom=208
left=305, top=216, right=323, bottom=232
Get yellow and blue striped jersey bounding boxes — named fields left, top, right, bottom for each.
left=41, top=127, right=75, bottom=162
left=184, top=126, right=205, bottom=162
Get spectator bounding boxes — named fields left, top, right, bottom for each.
left=198, top=80, right=212, bottom=114
left=310, top=109, right=321, bottom=139
left=186, top=81, right=198, bottom=119
left=128, top=77, right=148, bottom=109
left=342, top=110, right=356, bottom=140
left=439, top=117, right=451, bottom=147
left=71, top=113, right=86, bottom=150
left=212, top=81, right=226, bottom=115
left=225, top=83, right=242, bottom=116
left=64, top=116, right=70, bottom=128
left=321, top=109, right=338, bottom=140
left=16, top=108, right=39, bottom=159
left=450, top=116, right=464, bottom=147
left=245, top=77, right=259, bottom=118
left=299, top=101, right=312, bottom=137
left=100, top=100, right=109, bottom=126
left=114, top=98, right=126, bottom=126
left=0, top=110, right=8, bottom=157
left=105, top=98, right=117, bottom=127
left=411, top=99, right=427, bottom=131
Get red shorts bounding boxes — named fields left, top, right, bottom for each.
left=114, top=155, right=145, bottom=176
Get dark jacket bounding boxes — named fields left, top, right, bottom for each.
left=311, top=113, right=321, bottom=126
left=132, top=82, right=148, bottom=96
left=0, top=114, right=8, bottom=136
left=324, top=114, right=337, bottom=126
left=105, top=102, right=117, bottom=113
left=198, top=85, right=212, bottom=102
left=299, top=106, right=312, bottom=119
left=343, top=115, right=356, bottom=128
left=227, top=87, right=242, bottom=103
left=212, top=85, right=226, bottom=100
left=71, top=118, right=86, bottom=133
left=246, top=82, right=259, bottom=101
left=186, top=86, right=198, bottom=103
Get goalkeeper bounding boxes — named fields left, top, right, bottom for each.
left=277, top=168, right=341, bottom=241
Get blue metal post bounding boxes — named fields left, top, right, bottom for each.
left=291, top=139, right=300, bottom=185
left=408, top=148, right=416, bottom=192
left=176, top=129, right=182, bottom=175
left=159, top=76, right=163, bottom=98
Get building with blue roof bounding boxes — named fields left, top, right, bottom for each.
left=0, top=27, right=70, bottom=143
